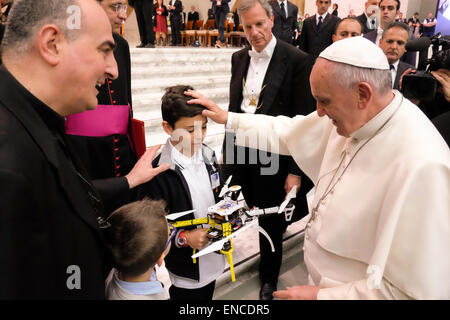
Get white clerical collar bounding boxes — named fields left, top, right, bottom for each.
left=249, top=34, right=277, bottom=59
left=351, top=90, right=402, bottom=142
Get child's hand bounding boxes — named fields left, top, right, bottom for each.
left=186, top=228, right=209, bottom=250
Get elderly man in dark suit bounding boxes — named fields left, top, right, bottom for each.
left=220, top=0, right=315, bottom=300
left=0, top=0, right=166, bottom=299
left=297, top=0, right=340, bottom=58
left=270, top=0, right=298, bottom=45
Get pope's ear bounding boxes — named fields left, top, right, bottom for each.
left=356, top=82, right=373, bottom=109
left=37, top=24, right=64, bottom=66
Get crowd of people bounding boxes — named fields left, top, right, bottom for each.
left=0, top=0, right=449, bottom=301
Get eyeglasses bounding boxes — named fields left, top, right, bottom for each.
left=164, top=223, right=176, bottom=250
left=111, top=3, right=128, bottom=13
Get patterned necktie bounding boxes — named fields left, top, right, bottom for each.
left=280, top=2, right=286, bottom=19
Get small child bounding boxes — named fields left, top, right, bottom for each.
left=104, top=199, right=171, bottom=300
left=139, top=85, right=225, bottom=300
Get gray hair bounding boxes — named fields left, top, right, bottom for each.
left=382, top=21, right=411, bottom=39
left=324, top=59, right=392, bottom=95
left=237, top=0, right=272, bottom=18
left=1, top=0, right=81, bottom=57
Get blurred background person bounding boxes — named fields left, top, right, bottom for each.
left=357, top=0, right=380, bottom=34
left=154, top=0, right=168, bottom=46
left=332, top=17, right=363, bottom=42
left=270, top=0, right=299, bottom=45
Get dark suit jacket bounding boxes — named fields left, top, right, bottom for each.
left=0, top=65, right=111, bottom=299
left=298, top=13, right=340, bottom=58
left=211, top=0, right=230, bottom=14
left=363, top=29, right=378, bottom=43
left=223, top=39, right=315, bottom=218
left=188, top=11, right=199, bottom=23
left=0, top=23, right=4, bottom=65
left=394, top=60, right=415, bottom=90
left=168, top=0, right=182, bottom=22
left=271, top=0, right=299, bottom=44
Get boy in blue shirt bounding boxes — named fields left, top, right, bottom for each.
left=105, top=199, right=171, bottom=300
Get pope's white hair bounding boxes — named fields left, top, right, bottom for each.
left=323, top=58, right=392, bottom=95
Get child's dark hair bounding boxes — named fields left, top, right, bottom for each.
left=161, top=85, right=206, bottom=128
left=106, top=199, right=168, bottom=277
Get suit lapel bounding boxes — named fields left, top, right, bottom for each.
left=256, top=42, right=287, bottom=115
left=318, top=13, right=331, bottom=32
left=230, top=49, right=251, bottom=113
left=311, top=14, right=318, bottom=33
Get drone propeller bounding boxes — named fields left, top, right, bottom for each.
left=166, top=209, right=195, bottom=221
left=218, top=175, right=233, bottom=198
left=278, top=185, right=297, bottom=213
left=192, top=220, right=258, bottom=259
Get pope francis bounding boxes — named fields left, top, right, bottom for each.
left=186, top=36, right=450, bottom=300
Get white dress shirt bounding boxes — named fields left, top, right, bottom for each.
left=389, top=60, right=400, bottom=89
left=164, top=140, right=226, bottom=289
left=375, top=26, right=384, bottom=46
left=241, top=35, right=277, bottom=114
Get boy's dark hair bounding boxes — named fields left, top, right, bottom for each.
left=161, top=85, right=206, bottom=128
left=106, top=199, right=168, bottom=277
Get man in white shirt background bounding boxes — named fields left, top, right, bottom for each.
left=270, top=0, right=299, bottom=45
left=356, top=0, right=380, bottom=34
left=297, top=0, right=340, bottom=58
left=364, top=0, right=399, bottom=46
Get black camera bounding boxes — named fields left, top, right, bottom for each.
left=402, top=34, right=450, bottom=102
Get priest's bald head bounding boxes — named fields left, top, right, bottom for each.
left=310, top=36, right=394, bottom=137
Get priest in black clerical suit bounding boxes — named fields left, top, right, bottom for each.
left=221, top=0, right=316, bottom=300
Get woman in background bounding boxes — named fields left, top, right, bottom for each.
left=154, top=0, right=168, bottom=46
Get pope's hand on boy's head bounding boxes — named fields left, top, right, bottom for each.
left=184, top=89, right=229, bottom=125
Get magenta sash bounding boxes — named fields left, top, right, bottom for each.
left=65, top=104, right=130, bottom=137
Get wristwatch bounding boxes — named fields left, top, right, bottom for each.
left=176, top=230, right=188, bottom=248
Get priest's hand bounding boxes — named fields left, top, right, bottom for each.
left=185, top=89, right=228, bottom=125
left=125, top=144, right=170, bottom=189
left=273, top=285, right=319, bottom=300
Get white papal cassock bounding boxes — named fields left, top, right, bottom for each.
left=228, top=90, right=449, bottom=299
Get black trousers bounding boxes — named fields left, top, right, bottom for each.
left=215, top=10, right=227, bottom=43
left=135, top=0, right=155, bottom=45
left=169, top=281, right=216, bottom=300
left=170, top=16, right=181, bottom=45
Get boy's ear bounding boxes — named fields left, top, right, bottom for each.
left=162, top=121, right=173, bottom=135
